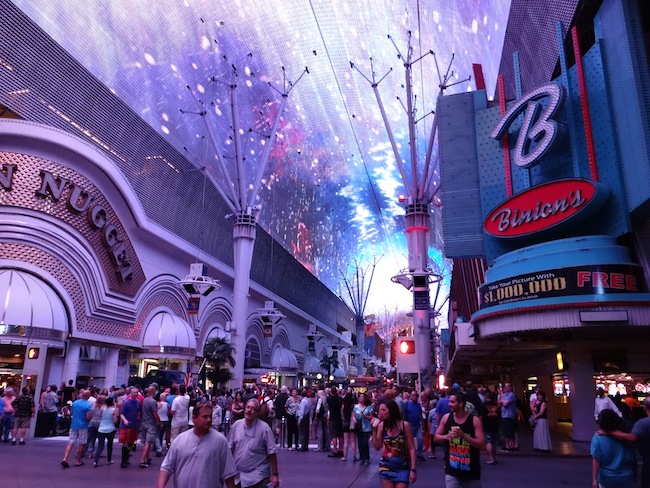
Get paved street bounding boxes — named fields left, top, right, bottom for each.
left=0, top=427, right=594, bottom=487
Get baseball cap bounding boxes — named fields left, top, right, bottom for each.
left=451, top=383, right=460, bottom=390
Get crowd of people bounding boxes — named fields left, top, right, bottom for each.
left=3, top=378, right=650, bottom=487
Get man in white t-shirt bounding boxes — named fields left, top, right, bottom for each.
left=170, top=385, right=190, bottom=442
left=594, top=387, right=621, bottom=420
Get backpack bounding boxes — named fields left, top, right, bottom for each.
left=259, top=400, right=269, bottom=420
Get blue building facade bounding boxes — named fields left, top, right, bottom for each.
left=439, top=0, right=650, bottom=440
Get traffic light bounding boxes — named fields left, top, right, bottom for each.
left=399, top=340, right=416, bottom=355
left=27, top=347, right=40, bottom=359
left=395, top=336, right=418, bottom=375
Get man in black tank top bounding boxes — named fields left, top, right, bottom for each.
left=434, top=391, right=486, bottom=487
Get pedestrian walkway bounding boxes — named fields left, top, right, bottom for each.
left=0, top=425, right=592, bottom=488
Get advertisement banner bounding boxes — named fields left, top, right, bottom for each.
left=478, top=264, right=644, bottom=309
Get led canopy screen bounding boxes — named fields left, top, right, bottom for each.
left=12, top=0, right=511, bottom=312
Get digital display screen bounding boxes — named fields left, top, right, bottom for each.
left=12, top=0, right=511, bottom=313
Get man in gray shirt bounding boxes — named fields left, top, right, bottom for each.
left=158, top=402, right=236, bottom=488
left=229, top=399, right=279, bottom=488
left=140, top=386, right=160, bottom=468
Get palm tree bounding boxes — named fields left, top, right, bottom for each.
left=319, top=353, right=339, bottom=380
left=203, top=337, right=236, bottom=394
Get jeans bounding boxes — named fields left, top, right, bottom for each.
left=413, top=425, right=423, bottom=456
left=299, top=414, right=310, bottom=449
left=94, top=430, right=115, bottom=464
left=87, top=424, right=99, bottom=453
left=357, top=429, right=370, bottom=461
left=286, top=415, right=298, bottom=449
left=316, top=416, right=329, bottom=450
left=1, top=414, right=14, bottom=441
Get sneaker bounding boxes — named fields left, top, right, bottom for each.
left=139, top=462, right=149, bottom=468
left=19, top=441, right=25, bottom=445
left=155, top=451, right=162, bottom=457
left=327, top=452, right=339, bottom=457
left=93, top=462, right=98, bottom=468
left=120, top=462, right=128, bottom=469
left=11, top=440, right=16, bottom=445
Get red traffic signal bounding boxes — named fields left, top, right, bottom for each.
left=399, top=340, right=415, bottom=355
left=27, top=347, right=40, bottom=359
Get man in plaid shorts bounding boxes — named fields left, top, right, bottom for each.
left=61, top=389, right=92, bottom=468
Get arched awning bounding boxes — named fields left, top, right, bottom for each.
left=271, top=346, right=298, bottom=372
left=0, top=269, right=68, bottom=346
left=303, top=354, right=321, bottom=374
left=332, top=366, right=347, bottom=380
left=141, top=312, right=196, bottom=359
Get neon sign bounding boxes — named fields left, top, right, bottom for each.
left=491, top=82, right=566, bottom=169
left=484, top=179, right=607, bottom=238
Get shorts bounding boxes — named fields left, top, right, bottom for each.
left=68, top=428, right=88, bottom=445
left=139, top=424, right=157, bottom=444
left=444, top=474, right=482, bottom=488
left=119, top=428, right=139, bottom=445
left=501, top=418, right=516, bottom=440
left=484, top=431, right=497, bottom=445
left=379, top=456, right=410, bottom=483
left=328, top=420, right=343, bottom=439
left=14, top=417, right=31, bottom=429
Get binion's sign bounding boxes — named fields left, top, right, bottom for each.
left=484, top=178, right=608, bottom=238
left=487, top=82, right=608, bottom=238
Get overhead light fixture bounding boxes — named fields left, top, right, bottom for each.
left=177, top=263, right=221, bottom=297
left=257, top=300, right=287, bottom=325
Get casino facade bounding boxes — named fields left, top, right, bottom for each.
left=440, top=0, right=650, bottom=440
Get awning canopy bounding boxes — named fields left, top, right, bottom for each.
left=0, top=269, right=67, bottom=345
left=302, top=354, right=321, bottom=374
left=332, top=366, right=347, bottom=379
left=141, top=311, right=196, bottom=359
left=271, top=346, right=298, bottom=372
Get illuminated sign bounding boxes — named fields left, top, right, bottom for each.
left=484, top=179, right=608, bottom=238
left=0, top=153, right=143, bottom=292
left=491, top=82, right=566, bottom=169
left=478, top=264, right=644, bottom=309
left=27, top=347, right=40, bottom=359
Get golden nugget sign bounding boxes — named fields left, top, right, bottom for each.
left=0, top=158, right=136, bottom=284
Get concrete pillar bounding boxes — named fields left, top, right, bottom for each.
left=231, top=215, right=256, bottom=389
left=566, top=351, right=595, bottom=441
left=61, top=341, right=81, bottom=385
left=101, top=347, right=119, bottom=390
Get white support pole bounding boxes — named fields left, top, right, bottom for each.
left=200, top=117, right=240, bottom=212
left=249, top=95, right=288, bottom=207
left=372, top=84, right=412, bottom=195
left=230, top=83, right=247, bottom=208
left=230, top=215, right=256, bottom=388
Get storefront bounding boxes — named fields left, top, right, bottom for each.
left=439, top=0, right=650, bottom=441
